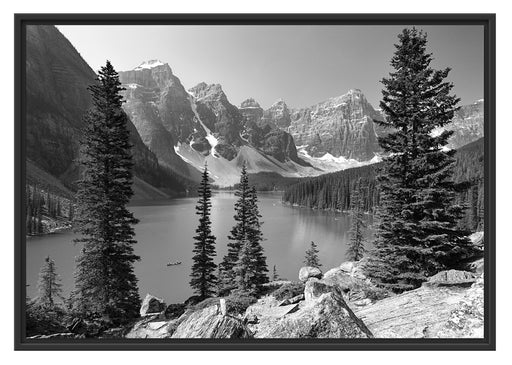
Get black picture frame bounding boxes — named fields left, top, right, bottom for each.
left=14, top=13, right=496, bottom=351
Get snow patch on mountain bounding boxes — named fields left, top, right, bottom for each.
left=297, top=145, right=380, bottom=173
left=175, top=142, right=327, bottom=187
left=187, top=95, right=219, bottom=158
left=134, top=60, right=165, bottom=70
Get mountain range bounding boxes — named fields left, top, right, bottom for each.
left=25, top=25, right=190, bottom=200
left=25, top=25, right=485, bottom=194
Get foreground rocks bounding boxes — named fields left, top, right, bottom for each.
left=140, top=294, right=166, bottom=316
left=127, top=299, right=250, bottom=339
left=354, top=272, right=484, bottom=338
left=298, top=266, right=323, bottom=282
left=171, top=304, right=251, bottom=339
left=246, top=287, right=373, bottom=338
left=425, top=269, right=476, bottom=288
left=124, top=258, right=484, bottom=340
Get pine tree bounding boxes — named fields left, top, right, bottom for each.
left=37, top=256, right=63, bottom=308
left=220, top=164, right=268, bottom=294
left=190, top=164, right=217, bottom=299
left=304, top=241, right=321, bottom=268
left=233, top=238, right=258, bottom=295
left=246, top=186, right=268, bottom=290
left=366, top=28, right=478, bottom=292
left=72, top=61, right=140, bottom=324
left=346, top=179, right=367, bottom=261
left=220, top=163, right=252, bottom=291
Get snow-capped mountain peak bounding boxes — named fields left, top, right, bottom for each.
left=134, top=59, right=166, bottom=70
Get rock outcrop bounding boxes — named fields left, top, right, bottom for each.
left=119, top=62, right=201, bottom=177
left=425, top=270, right=476, bottom=288
left=354, top=273, right=484, bottom=338
left=171, top=304, right=251, bottom=339
left=126, top=302, right=251, bottom=339
left=262, top=100, right=291, bottom=129
left=445, top=100, right=484, bottom=150
left=189, top=82, right=244, bottom=160
left=247, top=287, right=373, bottom=339
left=304, top=277, right=334, bottom=302
left=298, top=266, right=323, bottom=282
left=286, top=89, right=383, bottom=161
left=140, top=294, right=166, bottom=316
left=124, top=258, right=484, bottom=340
left=239, top=98, right=310, bottom=166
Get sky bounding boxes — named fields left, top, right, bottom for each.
left=57, top=25, right=484, bottom=109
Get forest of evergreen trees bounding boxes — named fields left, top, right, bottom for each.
left=282, top=137, right=484, bottom=232
left=25, top=185, right=74, bottom=235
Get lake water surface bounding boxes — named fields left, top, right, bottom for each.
left=26, top=192, right=368, bottom=304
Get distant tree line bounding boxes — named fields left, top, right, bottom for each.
left=282, top=138, right=484, bottom=232
left=25, top=184, right=74, bottom=235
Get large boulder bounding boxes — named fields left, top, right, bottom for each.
left=171, top=304, right=251, bottom=339
left=322, top=265, right=388, bottom=302
left=425, top=270, right=476, bottom=288
left=354, top=274, right=484, bottom=338
left=338, top=259, right=368, bottom=279
left=140, top=294, right=166, bottom=316
left=339, top=261, right=355, bottom=273
left=251, top=287, right=373, bottom=338
left=299, top=266, right=322, bottom=282
left=322, top=267, right=361, bottom=293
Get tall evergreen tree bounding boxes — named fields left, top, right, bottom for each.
left=232, top=238, right=258, bottom=295
left=246, top=186, right=268, bottom=289
left=220, top=164, right=268, bottom=294
left=304, top=241, right=321, bottom=268
left=366, top=28, right=478, bottom=292
left=72, top=61, right=140, bottom=324
left=37, top=256, right=63, bottom=308
left=346, top=179, right=367, bottom=261
left=190, top=164, right=217, bottom=299
left=220, top=163, right=252, bottom=290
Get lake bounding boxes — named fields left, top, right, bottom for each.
left=26, top=191, right=371, bottom=305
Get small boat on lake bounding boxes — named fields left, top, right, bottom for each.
left=166, top=261, right=182, bottom=267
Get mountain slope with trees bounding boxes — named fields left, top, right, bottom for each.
left=282, top=137, right=484, bottom=232
left=25, top=25, right=190, bottom=201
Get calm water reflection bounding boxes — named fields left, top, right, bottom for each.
left=26, top=192, right=371, bottom=304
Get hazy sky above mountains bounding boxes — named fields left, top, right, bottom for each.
left=58, top=25, right=483, bottom=109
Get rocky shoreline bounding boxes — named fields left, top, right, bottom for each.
left=119, top=251, right=484, bottom=339
left=28, top=233, right=484, bottom=340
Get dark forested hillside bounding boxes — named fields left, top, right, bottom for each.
left=26, top=25, right=191, bottom=200
left=282, top=137, right=484, bottom=231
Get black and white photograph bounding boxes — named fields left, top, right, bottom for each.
left=14, top=14, right=495, bottom=350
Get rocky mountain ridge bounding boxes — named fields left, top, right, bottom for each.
left=26, top=27, right=484, bottom=192
left=119, top=62, right=318, bottom=186
left=26, top=26, right=190, bottom=199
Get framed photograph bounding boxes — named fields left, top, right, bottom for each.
left=14, top=13, right=495, bottom=350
